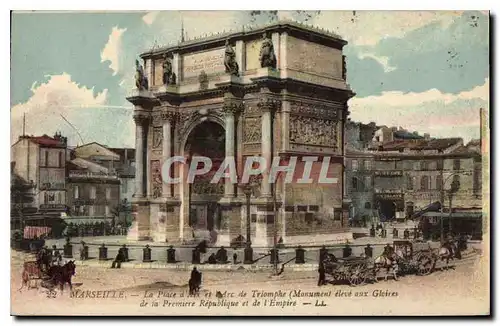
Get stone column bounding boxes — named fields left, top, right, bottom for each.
left=222, top=103, right=241, bottom=198
left=133, top=113, right=149, bottom=198
left=162, top=112, right=176, bottom=198
left=258, top=98, right=279, bottom=197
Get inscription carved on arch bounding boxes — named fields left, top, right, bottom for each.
left=290, top=102, right=339, bottom=120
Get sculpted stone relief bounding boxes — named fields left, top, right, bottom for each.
left=151, top=160, right=162, bottom=198
left=243, top=117, right=261, bottom=143
left=289, top=115, right=338, bottom=149
left=152, top=127, right=163, bottom=148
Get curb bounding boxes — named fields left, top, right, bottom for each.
left=73, top=251, right=478, bottom=272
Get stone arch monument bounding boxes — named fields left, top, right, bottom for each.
left=126, top=21, right=355, bottom=245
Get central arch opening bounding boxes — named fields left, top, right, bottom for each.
left=184, top=120, right=225, bottom=232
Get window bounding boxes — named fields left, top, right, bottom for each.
left=284, top=205, right=295, bottom=212
left=58, top=152, right=63, bottom=167
left=364, top=176, right=372, bottom=190
left=420, top=176, right=429, bottom=191
left=105, top=188, right=111, bottom=200
left=90, top=186, right=96, bottom=200
left=251, top=214, right=257, bottom=223
left=56, top=193, right=62, bottom=204
left=453, top=159, right=461, bottom=171
left=351, top=177, right=358, bottom=191
left=88, top=206, right=94, bottom=216
left=364, top=160, right=372, bottom=170
left=436, top=175, right=442, bottom=190
left=305, top=213, right=314, bottom=224
left=364, top=202, right=372, bottom=209
left=309, top=205, right=319, bottom=212
left=421, top=161, right=428, bottom=171
left=407, top=175, right=413, bottom=190
left=333, top=209, right=341, bottom=221
left=451, top=175, right=461, bottom=191
left=352, top=160, right=358, bottom=171
left=437, top=160, right=444, bottom=170
left=74, top=186, right=79, bottom=199
left=105, top=205, right=110, bottom=216
left=45, top=151, right=49, bottom=167
left=413, top=161, right=420, bottom=170
left=297, top=205, right=308, bottom=212
left=266, top=214, right=274, bottom=224
left=473, top=167, right=481, bottom=193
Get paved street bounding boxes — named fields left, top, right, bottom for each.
left=11, top=247, right=489, bottom=316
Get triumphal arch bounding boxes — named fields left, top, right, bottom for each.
left=126, top=21, right=354, bottom=246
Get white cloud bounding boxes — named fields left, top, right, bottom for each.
left=142, top=11, right=159, bottom=25
left=314, top=11, right=464, bottom=46
left=348, top=78, right=489, bottom=142
left=101, top=26, right=127, bottom=76
left=11, top=73, right=108, bottom=145
left=357, top=53, right=396, bottom=72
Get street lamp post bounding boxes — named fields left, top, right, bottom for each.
left=239, top=182, right=256, bottom=264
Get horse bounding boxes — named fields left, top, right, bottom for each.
left=47, top=260, right=76, bottom=292
left=438, top=240, right=459, bottom=270
left=373, top=252, right=400, bottom=282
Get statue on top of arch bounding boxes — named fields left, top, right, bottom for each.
left=259, top=33, right=276, bottom=69
left=135, top=59, right=149, bottom=91
left=163, top=53, right=177, bottom=86
left=224, top=39, right=239, bottom=77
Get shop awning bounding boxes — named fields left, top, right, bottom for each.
left=420, top=212, right=483, bottom=219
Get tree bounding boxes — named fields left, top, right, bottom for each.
left=10, top=175, right=36, bottom=230
left=112, top=198, right=133, bottom=228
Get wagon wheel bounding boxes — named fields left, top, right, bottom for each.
left=417, top=253, right=434, bottom=275
left=348, top=264, right=367, bottom=286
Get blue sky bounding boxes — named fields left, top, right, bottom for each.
left=10, top=10, right=489, bottom=147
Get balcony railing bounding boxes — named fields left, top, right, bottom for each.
left=374, top=188, right=404, bottom=194
left=374, top=170, right=403, bottom=177
left=40, top=204, right=66, bottom=210
left=69, top=171, right=118, bottom=179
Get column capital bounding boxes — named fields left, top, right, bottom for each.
left=222, top=102, right=244, bottom=116
left=257, top=98, right=281, bottom=113
left=133, top=113, right=151, bottom=125
left=160, top=111, right=178, bottom=123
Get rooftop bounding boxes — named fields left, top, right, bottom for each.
left=370, top=138, right=462, bottom=152
left=16, top=134, right=67, bottom=148
left=141, top=20, right=347, bottom=58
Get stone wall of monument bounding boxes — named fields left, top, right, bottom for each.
left=245, top=39, right=262, bottom=71
left=286, top=36, right=343, bottom=79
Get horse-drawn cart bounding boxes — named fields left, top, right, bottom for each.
left=323, top=255, right=372, bottom=286
left=21, top=261, right=44, bottom=290
left=393, top=240, right=437, bottom=276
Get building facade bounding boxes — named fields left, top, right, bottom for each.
left=65, top=143, right=121, bottom=225
left=109, top=148, right=136, bottom=203
left=11, top=133, right=68, bottom=218
left=127, top=22, right=354, bottom=244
